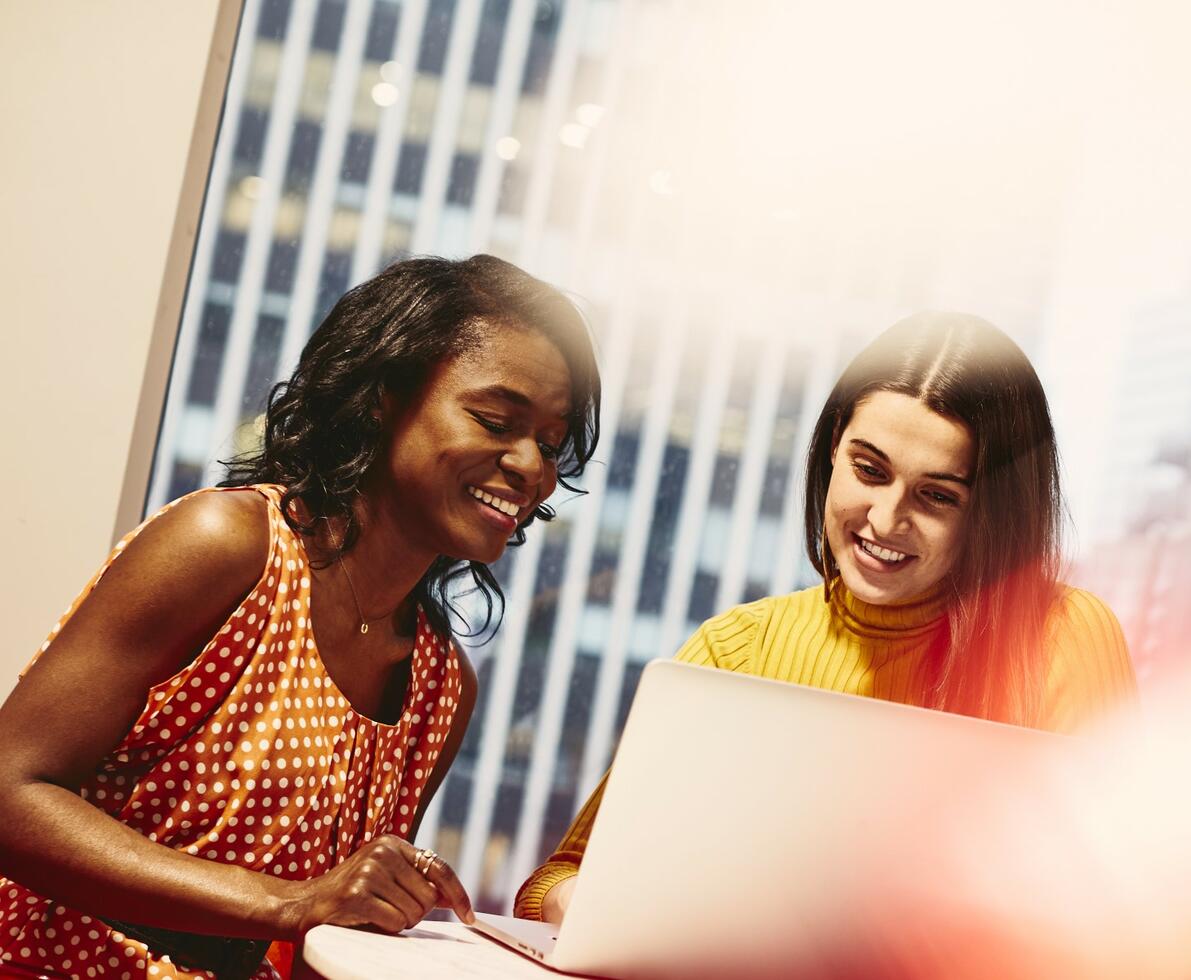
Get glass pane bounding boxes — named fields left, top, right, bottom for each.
left=149, top=0, right=1191, bottom=913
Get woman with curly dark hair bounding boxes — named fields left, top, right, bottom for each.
left=0, top=254, right=600, bottom=979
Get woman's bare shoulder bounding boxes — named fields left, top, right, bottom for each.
left=131, top=488, right=272, bottom=584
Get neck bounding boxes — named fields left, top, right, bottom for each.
left=317, top=491, right=438, bottom=624
left=829, top=579, right=947, bottom=639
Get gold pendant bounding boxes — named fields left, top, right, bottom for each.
left=360, top=622, right=369, bottom=635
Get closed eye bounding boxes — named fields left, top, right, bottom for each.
left=471, top=412, right=511, bottom=435
left=923, top=489, right=960, bottom=507
left=852, top=460, right=886, bottom=481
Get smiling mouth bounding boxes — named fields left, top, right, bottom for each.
left=853, top=533, right=915, bottom=565
left=466, top=485, right=522, bottom=518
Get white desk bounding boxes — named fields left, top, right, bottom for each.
left=302, top=921, right=561, bottom=979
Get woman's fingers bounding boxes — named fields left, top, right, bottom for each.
left=309, top=836, right=473, bottom=934
left=389, top=851, right=440, bottom=918
left=367, top=873, right=426, bottom=931
left=366, top=837, right=463, bottom=929
left=422, top=853, right=474, bottom=923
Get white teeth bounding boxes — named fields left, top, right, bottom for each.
left=859, top=538, right=909, bottom=563
left=468, top=486, right=520, bottom=518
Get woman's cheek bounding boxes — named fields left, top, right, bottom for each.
left=926, top=517, right=965, bottom=579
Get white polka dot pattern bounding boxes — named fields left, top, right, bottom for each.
left=0, top=485, right=462, bottom=980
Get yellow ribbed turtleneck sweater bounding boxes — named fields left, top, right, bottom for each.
left=513, top=582, right=1137, bottom=920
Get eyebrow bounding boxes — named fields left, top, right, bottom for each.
left=847, top=438, right=971, bottom=487
left=470, top=383, right=571, bottom=421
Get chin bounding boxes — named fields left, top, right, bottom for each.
left=477, top=543, right=509, bottom=565
left=837, top=565, right=915, bottom=606
left=459, top=535, right=511, bottom=566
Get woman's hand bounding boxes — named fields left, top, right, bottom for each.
left=283, top=836, right=474, bottom=938
left=541, top=876, right=577, bottom=924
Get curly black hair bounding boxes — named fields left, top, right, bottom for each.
left=220, top=253, right=601, bottom=639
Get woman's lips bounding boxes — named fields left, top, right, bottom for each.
left=851, top=532, right=916, bottom=572
left=466, top=486, right=520, bottom=533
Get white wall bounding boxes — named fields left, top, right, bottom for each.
left=0, top=1, right=241, bottom=696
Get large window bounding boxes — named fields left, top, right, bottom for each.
left=150, top=0, right=1191, bottom=910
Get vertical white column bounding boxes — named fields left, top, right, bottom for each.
left=199, top=0, right=319, bottom=485
left=464, top=0, right=539, bottom=252
left=655, top=328, right=734, bottom=661
left=408, top=0, right=485, bottom=254
left=574, top=311, right=686, bottom=795
left=715, top=336, right=785, bottom=609
left=349, top=0, right=431, bottom=285
left=454, top=528, right=544, bottom=892
left=768, top=326, right=841, bottom=596
left=271, top=0, right=376, bottom=372
left=514, top=0, right=586, bottom=264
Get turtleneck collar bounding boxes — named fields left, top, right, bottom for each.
left=828, top=578, right=947, bottom=640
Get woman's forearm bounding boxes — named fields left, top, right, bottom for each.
left=0, top=779, right=304, bottom=940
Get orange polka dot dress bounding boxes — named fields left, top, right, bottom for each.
left=0, top=485, right=463, bottom=980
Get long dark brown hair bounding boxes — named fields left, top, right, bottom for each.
left=221, top=254, right=601, bottom=640
left=804, top=312, right=1062, bottom=726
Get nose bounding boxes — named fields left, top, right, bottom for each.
left=499, top=435, right=545, bottom=488
left=867, top=485, right=912, bottom=539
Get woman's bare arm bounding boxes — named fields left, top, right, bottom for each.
left=0, top=490, right=307, bottom=936
left=0, top=489, right=474, bottom=938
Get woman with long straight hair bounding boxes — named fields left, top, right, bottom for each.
left=0, top=254, right=600, bottom=979
left=515, top=310, right=1135, bottom=924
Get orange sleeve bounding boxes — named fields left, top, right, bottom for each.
left=1041, top=587, right=1139, bottom=733
left=513, top=606, right=761, bottom=919
left=513, top=769, right=609, bottom=919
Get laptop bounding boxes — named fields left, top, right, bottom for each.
left=468, top=659, right=1077, bottom=977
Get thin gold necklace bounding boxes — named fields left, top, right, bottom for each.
left=332, top=526, right=406, bottom=635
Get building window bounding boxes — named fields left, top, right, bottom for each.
left=364, top=1, right=401, bottom=63
left=340, top=130, right=376, bottom=185
left=264, top=239, right=298, bottom=295
left=233, top=106, right=269, bottom=170
left=256, top=0, right=291, bottom=41
left=394, top=141, right=428, bottom=196
left=417, top=0, right=458, bottom=75
left=241, top=314, right=286, bottom=416
left=497, top=163, right=528, bottom=214
left=185, top=302, right=231, bottom=407
left=521, top=0, right=560, bottom=95
left=469, top=0, right=511, bottom=86
left=210, top=230, right=246, bottom=285
left=314, top=250, right=352, bottom=328
left=310, top=0, right=346, bottom=54
left=447, top=153, right=480, bottom=206
left=284, top=119, right=322, bottom=192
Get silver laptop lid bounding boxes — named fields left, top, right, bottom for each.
left=551, top=659, right=1075, bottom=977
